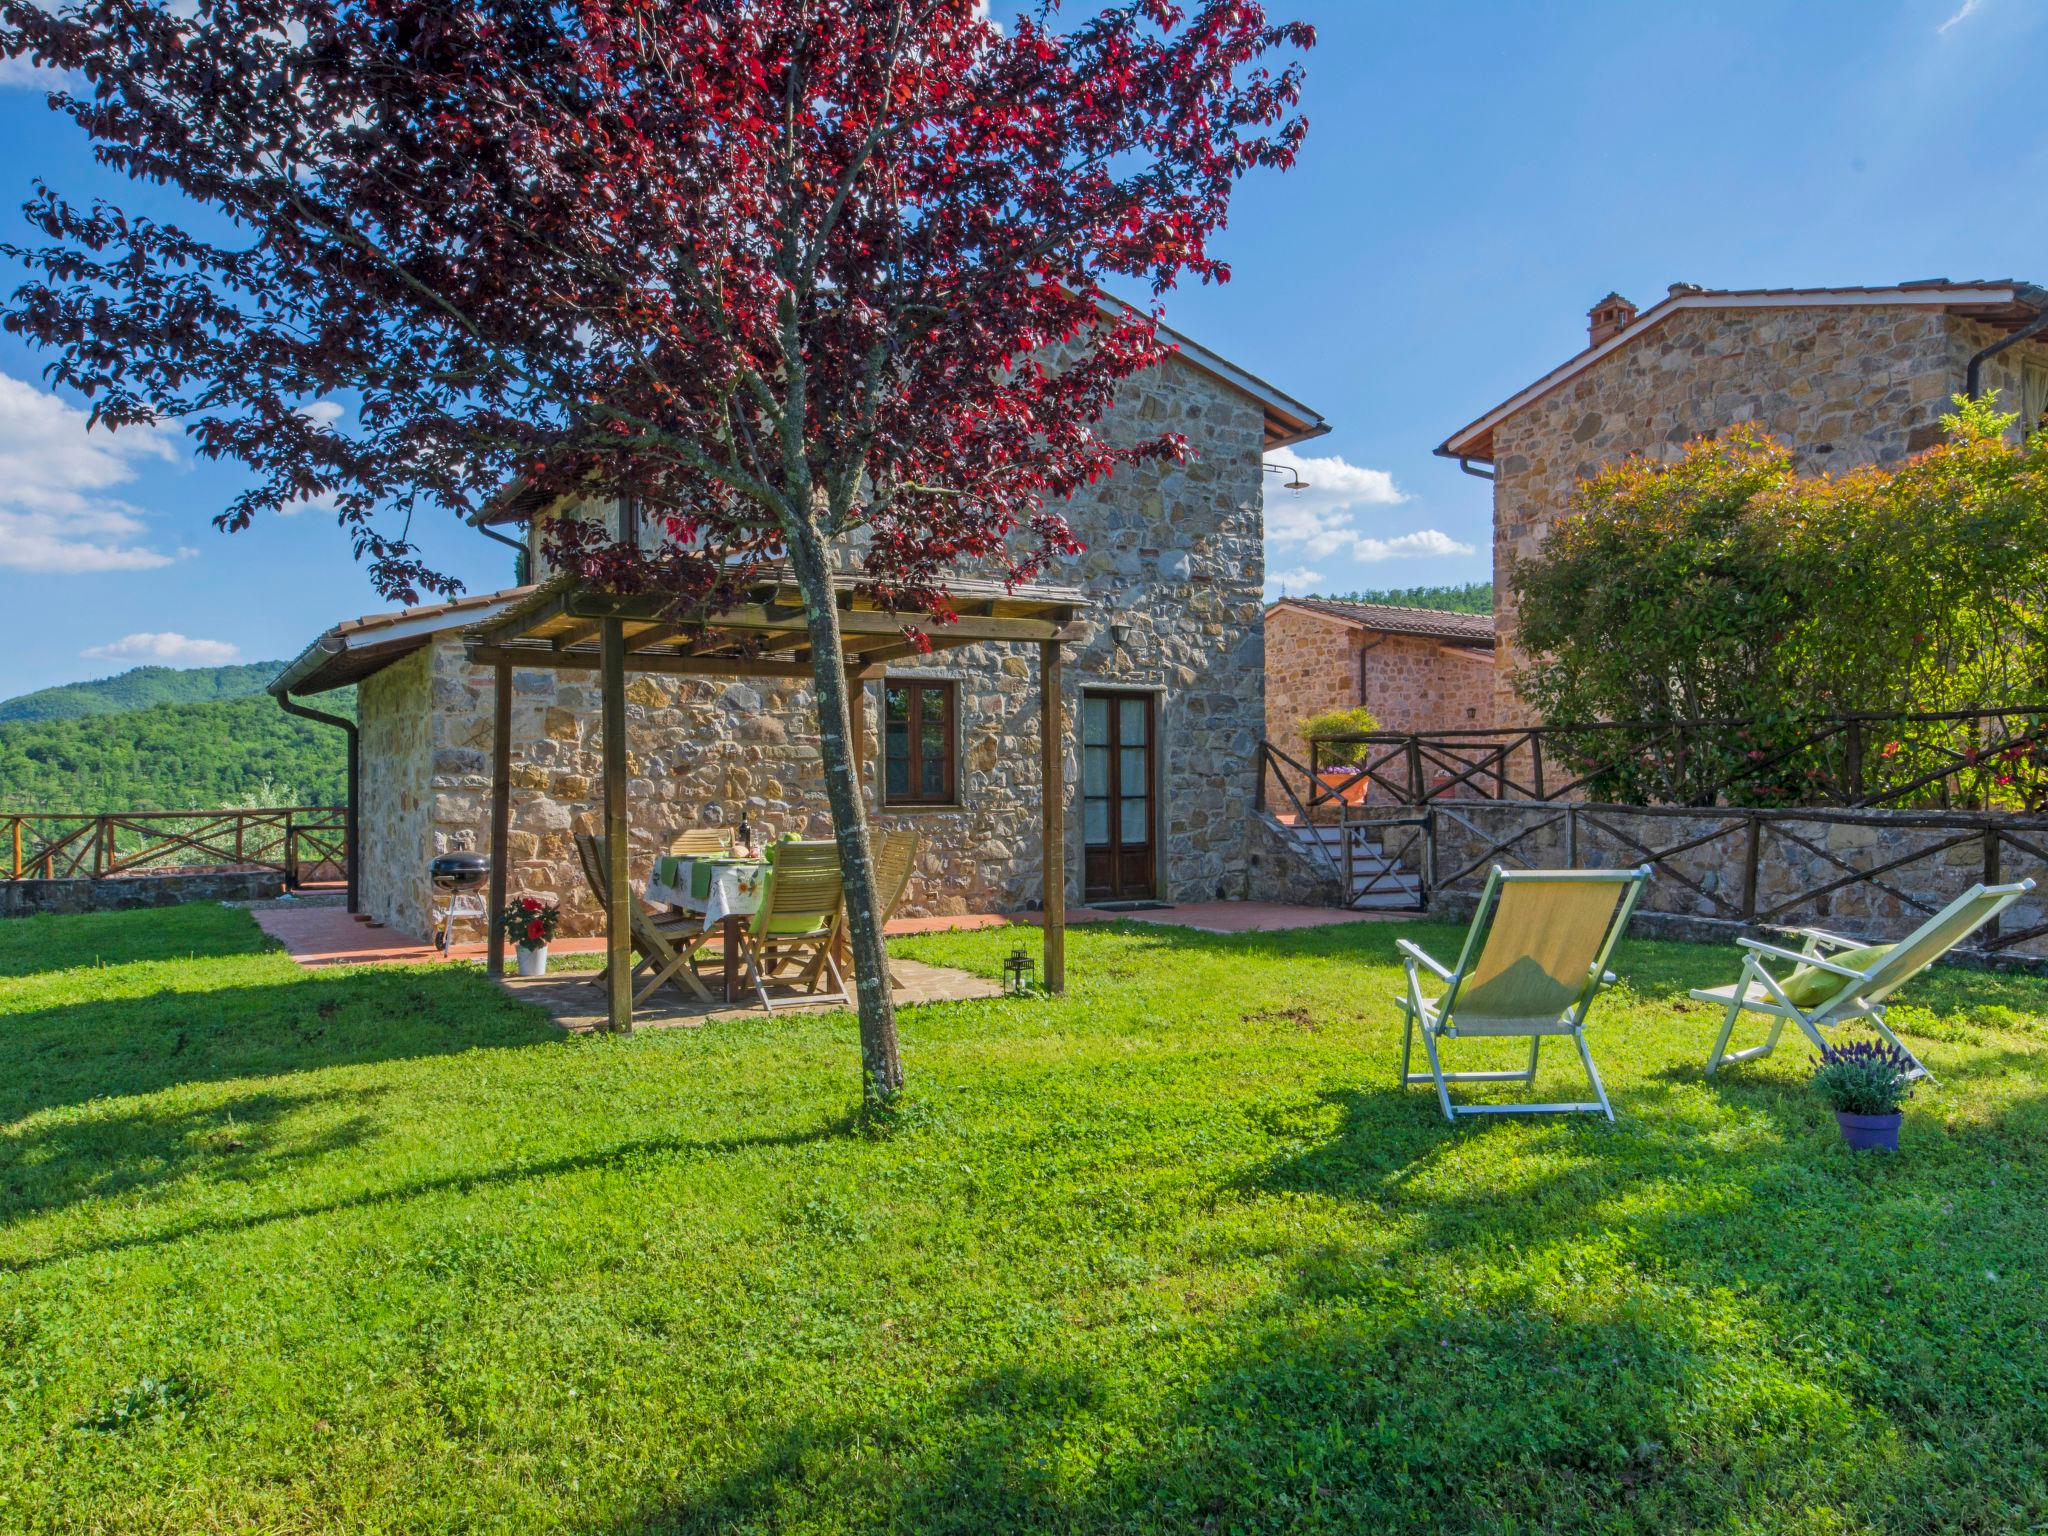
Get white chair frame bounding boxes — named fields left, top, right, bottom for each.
left=1694, top=879, right=2035, bottom=1083
left=1396, top=865, right=1650, bottom=1123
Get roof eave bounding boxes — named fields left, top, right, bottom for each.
left=1436, top=282, right=2035, bottom=463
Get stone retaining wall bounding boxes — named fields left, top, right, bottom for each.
left=1408, top=801, right=2048, bottom=959
left=1, top=869, right=285, bottom=919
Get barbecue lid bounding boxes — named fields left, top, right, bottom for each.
left=429, top=852, right=490, bottom=875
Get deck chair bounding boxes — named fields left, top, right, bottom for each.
left=668, top=827, right=734, bottom=858
left=740, top=839, right=851, bottom=1012
left=1693, top=879, right=2035, bottom=1083
left=573, top=832, right=715, bottom=1005
left=1396, top=865, right=1650, bottom=1122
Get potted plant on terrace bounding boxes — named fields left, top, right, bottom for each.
left=1810, top=1039, right=1917, bottom=1151
left=499, top=897, right=560, bottom=978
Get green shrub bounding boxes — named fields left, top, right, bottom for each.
left=1299, top=706, right=1380, bottom=765
left=1509, top=395, right=2048, bottom=808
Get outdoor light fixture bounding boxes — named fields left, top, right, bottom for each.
left=1109, top=619, right=1131, bottom=645
left=1004, top=946, right=1036, bottom=996
left=1262, top=462, right=1310, bottom=492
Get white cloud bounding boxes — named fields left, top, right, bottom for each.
left=1939, top=0, right=1985, bottom=31
left=1261, top=451, right=1471, bottom=568
left=0, top=370, right=182, bottom=573
left=83, top=632, right=240, bottom=665
left=1263, top=452, right=1410, bottom=558
left=0, top=57, right=80, bottom=90
left=1265, top=565, right=1324, bottom=593
left=1352, top=529, right=1477, bottom=563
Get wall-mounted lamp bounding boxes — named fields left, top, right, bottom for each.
left=1262, top=462, right=1310, bottom=492
left=1108, top=619, right=1131, bottom=646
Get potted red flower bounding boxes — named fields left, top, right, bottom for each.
left=498, top=896, right=561, bottom=977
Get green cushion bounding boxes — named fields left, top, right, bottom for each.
left=1781, top=943, right=1891, bottom=1008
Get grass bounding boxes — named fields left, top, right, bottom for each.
left=2, top=905, right=2047, bottom=1533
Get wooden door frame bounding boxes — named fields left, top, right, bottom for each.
left=1079, top=685, right=1164, bottom=903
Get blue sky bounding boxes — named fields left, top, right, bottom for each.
left=3, top=0, right=2045, bottom=693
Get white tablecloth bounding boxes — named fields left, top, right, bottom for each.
left=644, top=857, right=767, bottom=932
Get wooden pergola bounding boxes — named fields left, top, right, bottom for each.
left=463, top=570, right=1087, bottom=1032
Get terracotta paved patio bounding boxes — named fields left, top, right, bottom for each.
left=252, top=899, right=1406, bottom=969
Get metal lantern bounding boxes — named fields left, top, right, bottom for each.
left=1004, top=946, right=1035, bottom=996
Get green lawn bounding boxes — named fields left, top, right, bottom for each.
left=3, top=905, right=2047, bottom=1534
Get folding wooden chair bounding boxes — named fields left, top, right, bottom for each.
left=574, top=832, right=715, bottom=1004
left=869, top=829, right=920, bottom=987
left=1693, top=879, right=2035, bottom=1082
left=668, top=827, right=734, bottom=858
left=739, top=840, right=851, bottom=1012
left=1396, top=865, right=1650, bottom=1122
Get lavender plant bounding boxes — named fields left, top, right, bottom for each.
left=1810, top=1040, right=1917, bottom=1117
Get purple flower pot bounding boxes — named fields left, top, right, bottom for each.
left=1836, top=1110, right=1901, bottom=1152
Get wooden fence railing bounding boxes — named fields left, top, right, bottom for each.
left=1349, top=801, right=2048, bottom=959
left=2, top=808, right=346, bottom=887
left=1264, top=705, right=2048, bottom=814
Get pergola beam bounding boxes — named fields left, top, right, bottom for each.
left=469, top=573, right=1086, bottom=1034
left=467, top=643, right=815, bottom=678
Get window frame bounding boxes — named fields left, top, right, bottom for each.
left=881, top=678, right=960, bottom=808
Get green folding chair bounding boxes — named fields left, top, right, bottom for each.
left=1396, top=865, right=1650, bottom=1122
left=740, top=840, right=851, bottom=1012
left=1693, top=878, right=2035, bottom=1082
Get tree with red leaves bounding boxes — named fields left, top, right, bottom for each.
left=1, top=0, right=1311, bottom=1107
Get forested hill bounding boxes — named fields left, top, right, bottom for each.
left=1308, top=581, right=1493, bottom=615
left=0, top=695, right=352, bottom=813
left=0, top=661, right=289, bottom=723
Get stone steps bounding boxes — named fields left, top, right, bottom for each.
left=1268, top=817, right=1424, bottom=910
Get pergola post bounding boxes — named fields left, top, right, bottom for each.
left=601, top=617, right=633, bottom=1033
left=1040, top=639, right=1066, bottom=995
left=486, top=661, right=512, bottom=978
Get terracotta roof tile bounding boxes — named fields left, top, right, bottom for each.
left=1270, top=597, right=1494, bottom=644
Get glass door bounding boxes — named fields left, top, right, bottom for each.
left=1082, top=691, right=1156, bottom=902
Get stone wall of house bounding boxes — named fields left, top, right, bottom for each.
left=1488, top=303, right=1964, bottom=721
left=1263, top=605, right=1497, bottom=754
left=1410, top=801, right=2048, bottom=960
left=1947, top=318, right=2048, bottom=437
left=356, top=647, right=437, bottom=942
left=360, top=350, right=1280, bottom=942
left=1361, top=635, right=1495, bottom=736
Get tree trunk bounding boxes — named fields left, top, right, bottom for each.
left=782, top=518, right=904, bottom=1106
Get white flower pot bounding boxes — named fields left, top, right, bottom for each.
left=516, top=944, right=549, bottom=978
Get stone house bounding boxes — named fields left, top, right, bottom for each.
left=1435, top=279, right=2048, bottom=718
left=272, top=326, right=1330, bottom=940
left=1262, top=597, right=1495, bottom=754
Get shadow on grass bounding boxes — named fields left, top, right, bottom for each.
left=1, top=963, right=561, bottom=1124
left=0, top=1083, right=385, bottom=1227
left=604, top=1303, right=1719, bottom=1534
left=606, top=1067, right=2048, bottom=1535
left=1, top=1116, right=848, bottom=1276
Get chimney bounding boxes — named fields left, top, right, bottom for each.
left=1587, top=292, right=1638, bottom=347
